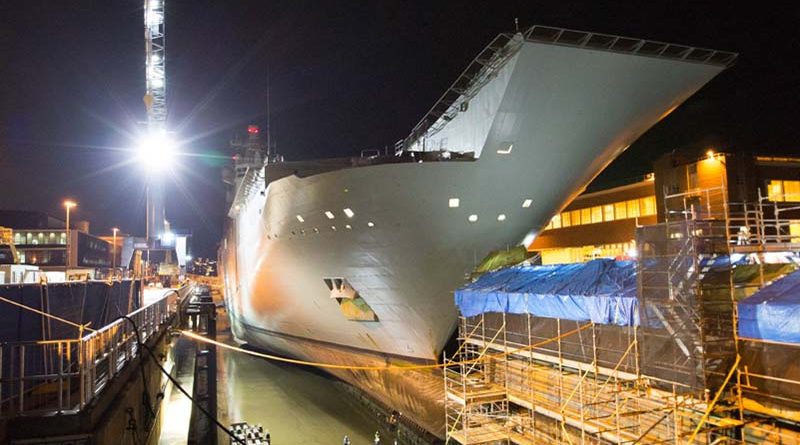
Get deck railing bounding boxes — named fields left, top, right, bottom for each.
left=0, top=285, right=190, bottom=418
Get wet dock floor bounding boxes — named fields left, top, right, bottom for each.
left=216, top=330, right=392, bottom=444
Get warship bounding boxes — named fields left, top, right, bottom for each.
left=220, top=25, right=735, bottom=436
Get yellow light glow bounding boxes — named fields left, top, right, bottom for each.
left=706, top=149, right=715, bottom=160
left=63, top=200, right=77, bottom=209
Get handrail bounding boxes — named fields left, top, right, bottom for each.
left=0, top=284, right=191, bottom=418
left=524, top=25, right=737, bottom=67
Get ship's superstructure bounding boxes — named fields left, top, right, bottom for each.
left=220, top=26, right=735, bottom=436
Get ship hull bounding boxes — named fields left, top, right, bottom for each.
left=220, top=32, right=728, bottom=436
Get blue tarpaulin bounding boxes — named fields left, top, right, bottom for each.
left=454, top=259, right=639, bottom=326
left=738, top=269, right=800, bottom=344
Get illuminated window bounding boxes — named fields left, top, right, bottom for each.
left=345, top=224, right=352, bottom=230
left=296, top=215, right=305, bottom=223
left=570, top=210, right=581, bottom=226
left=614, top=202, right=627, bottom=220
left=767, top=180, right=784, bottom=201
left=367, top=221, right=375, bottom=227
left=522, top=199, right=533, bottom=208
left=497, top=214, right=506, bottom=221
left=640, top=196, right=656, bottom=216
left=581, top=208, right=591, bottom=225
left=343, top=208, right=355, bottom=218
left=627, top=199, right=640, bottom=218
left=791, top=221, right=800, bottom=243
left=561, top=211, right=571, bottom=227
left=603, top=204, right=614, bottom=222
left=325, top=211, right=335, bottom=220
left=784, top=181, right=800, bottom=202
left=551, top=214, right=561, bottom=229
left=468, top=214, right=478, bottom=223
left=591, top=206, right=603, bottom=224
left=448, top=198, right=460, bottom=208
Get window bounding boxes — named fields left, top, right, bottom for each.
left=551, top=214, right=561, bottom=229
left=640, top=196, right=656, bottom=216
left=561, top=211, right=571, bottom=227
left=767, top=180, right=784, bottom=201
left=448, top=198, right=460, bottom=208
left=570, top=210, right=581, bottom=226
left=603, top=204, right=614, bottom=222
left=627, top=199, right=640, bottom=218
left=581, top=208, right=591, bottom=225
left=784, top=181, right=800, bottom=202
left=614, top=202, right=627, bottom=220
left=591, top=206, right=603, bottom=224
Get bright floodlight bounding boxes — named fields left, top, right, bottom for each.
left=137, top=132, right=176, bottom=171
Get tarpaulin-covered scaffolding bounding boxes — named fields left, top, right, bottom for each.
left=447, top=217, right=800, bottom=444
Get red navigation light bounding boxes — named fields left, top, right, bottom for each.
left=247, top=125, right=260, bottom=135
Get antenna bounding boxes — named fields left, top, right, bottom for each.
left=266, top=65, right=271, bottom=160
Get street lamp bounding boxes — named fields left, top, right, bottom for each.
left=63, top=200, right=77, bottom=278
left=112, top=227, right=119, bottom=277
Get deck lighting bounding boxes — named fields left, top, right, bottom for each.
left=296, top=215, right=305, bottom=223
left=497, top=214, right=506, bottom=221
left=468, top=214, right=478, bottom=222
left=136, top=131, right=176, bottom=172
left=367, top=222, right=375, bottom=227
left=448, top=198, right=460, bottom=208
left=343, top=208, right=355, bottom=218
left=325, top=211, right=335, bottom=220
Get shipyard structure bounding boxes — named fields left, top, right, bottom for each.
left=220, top=24, right=738, bottom=438
left=445, top=152, right=800, bottom=443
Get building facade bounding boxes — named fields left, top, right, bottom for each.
left=530, top=151, right=800, bottom=264
left=0, top=211, right=114, bottom=271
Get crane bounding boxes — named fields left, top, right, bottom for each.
left=142, top=0, right=167, bottom=245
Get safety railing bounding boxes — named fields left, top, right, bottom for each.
left=0, top=286, right=189, bottom=418
left=525, top=25, right=738, bottom=67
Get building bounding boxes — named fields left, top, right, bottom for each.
left=529, top=175, right=656, bottom=264
left=530, top=150, right=800, bottom=264
left=0, top=211, right=113, bottom=272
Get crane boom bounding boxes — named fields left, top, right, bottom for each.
left=143, top=0, right=167, bottom=245
left=143, top=0, right=167, bottom=129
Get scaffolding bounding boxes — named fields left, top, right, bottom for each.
left=444, top=314, right=739, bottom=444
left=445, top=186, right=800, bottom=444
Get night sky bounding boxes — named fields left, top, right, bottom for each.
left=1, top=1, right=798, bottom=257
